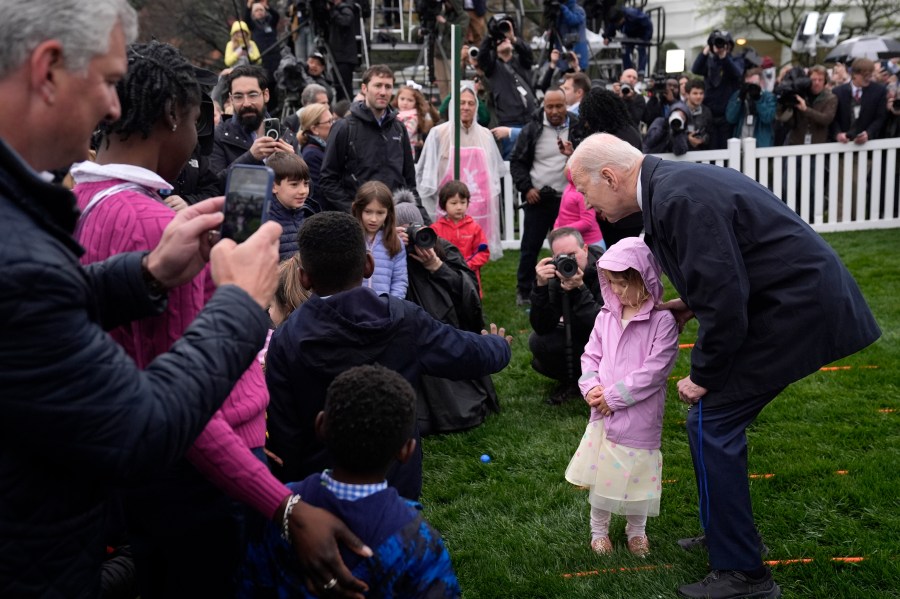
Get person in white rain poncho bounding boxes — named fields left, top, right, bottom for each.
left=415, top=82, right=504, bottom=259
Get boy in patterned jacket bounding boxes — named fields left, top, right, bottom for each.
left=242, top=364, right=461, bottom=598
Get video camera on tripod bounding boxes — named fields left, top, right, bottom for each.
left=416, top=0, right=443, bottom=32
left=542, top=0, right=561, bottom=29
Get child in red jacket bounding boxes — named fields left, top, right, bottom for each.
left=430, top=180, right=490, bottom=296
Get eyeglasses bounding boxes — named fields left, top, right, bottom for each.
left=315, top=118, right=335, bottom=127
left=230, top=91, right=262, bottom=103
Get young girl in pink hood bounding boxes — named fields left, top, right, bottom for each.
left=565, top=237, right=679, bottom=558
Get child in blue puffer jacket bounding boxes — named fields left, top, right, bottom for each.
left=351, top=181, right=408, bottom=297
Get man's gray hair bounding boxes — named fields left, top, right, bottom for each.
left=0, top=0, right=137, bottom=79
left=548, top=226, right=585, bottom=247
left=569, top=133, right=643, bottom=184
left=301, top=84, right=328, bottom=106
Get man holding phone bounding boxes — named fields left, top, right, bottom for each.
left=211, top=65, right=300, bottom=181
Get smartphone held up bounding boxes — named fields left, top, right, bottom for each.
left=221, top=164, right=273, bottom=243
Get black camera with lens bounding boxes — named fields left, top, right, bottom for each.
left=552, top=253, right=579, bottom=279
left=488, top=13, right=514, bottom=43
left=405, top=224, right=437, bottom=250
left=773, top=66, right=811, bottom=108
left=740, top=82, right=762, bottom=103
left=707, top=30, right=732, bottom=50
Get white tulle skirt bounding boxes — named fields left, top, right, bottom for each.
left=565, top=419, right=662, bottom=517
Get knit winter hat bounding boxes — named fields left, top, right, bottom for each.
left=394, top=189, right=423, bottom=225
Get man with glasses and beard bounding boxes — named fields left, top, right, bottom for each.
left=211, top=65, right=300, bottom=181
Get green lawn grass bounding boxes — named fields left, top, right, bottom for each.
left=420, top=228, right=900, bottom=598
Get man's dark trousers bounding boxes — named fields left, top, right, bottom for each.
left=516, top=197, right=560, bottom=296
left=686, top=387, right=784, bottom=572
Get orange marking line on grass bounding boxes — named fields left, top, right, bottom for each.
left=765, top=557, right=864, bottom=566
left=662, top=479, right=678, bottom=484
left=879, top=408, right=895, bottom=413
left=749, top=473, right=775, bottom=479
left=819, top=365, right=878, bottom=371
left=678, top=343, right=694, bottom=349
left=835, top=470, right=849, bottom=475
left=563, top=564, right=673, bottom=578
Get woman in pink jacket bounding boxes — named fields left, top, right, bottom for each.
left=565, top=237, right=678, bottom=558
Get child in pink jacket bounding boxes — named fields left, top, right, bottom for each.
left=565, top=237, right=678, bottom=558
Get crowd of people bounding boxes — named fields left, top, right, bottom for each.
left=0, top=1, right=886, bottom=599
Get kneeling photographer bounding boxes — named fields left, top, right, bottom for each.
left=775, top=65, right=836, bottom=145
left=395, top=197, right=499, bottom=434
left=529, top=228, right=604, bottom=404
left=726, top=68, right=776, bottom=147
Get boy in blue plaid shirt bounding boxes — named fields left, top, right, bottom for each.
left=241, top=365, right=461, bottom=598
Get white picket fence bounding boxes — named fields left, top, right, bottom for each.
left=498, top=137, right=900, bottom=249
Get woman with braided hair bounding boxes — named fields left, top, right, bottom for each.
left=71, top=41, right=369, bottom=598
left=566, top=86, right=644, bottom=248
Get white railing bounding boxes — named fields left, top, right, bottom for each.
left=498, top=137, right=900, bottom=249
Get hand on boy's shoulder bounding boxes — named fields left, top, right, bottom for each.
left=481, top=322, right=513, bottom=345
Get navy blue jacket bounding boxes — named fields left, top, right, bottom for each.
left=691, top=52, right=744, bottom=118
left=0, top=139, right=268, bottom=597
left=603, top=7, right=652, bottom=41
left=640, top=155, right=880, bottom=403
left=267, top=196, right=315, bottom=260
left=831, top=81, right=888, bottom=140
left=301, top=137, right=326, bottom=207
left=241, top=476, right=461, bottom=598
left=265, top=286, right=511, bottom=495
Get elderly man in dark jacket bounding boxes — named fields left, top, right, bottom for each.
left=0, top=4, right=368, bottom=597
left=570, top=134, right=881, bottom=599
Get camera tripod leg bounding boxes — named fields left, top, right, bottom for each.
left=313, top=34, right=352, bottom=102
